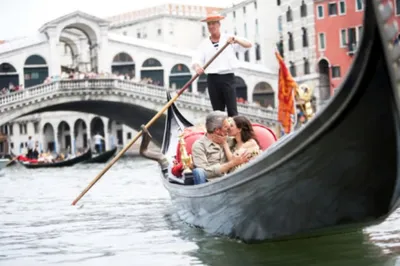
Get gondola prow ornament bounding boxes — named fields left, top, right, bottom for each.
left=178, top=133, right=193, bottom=174
left=296, top=84, right=315, bottom=121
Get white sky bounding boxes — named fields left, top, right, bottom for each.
left=0, top=0, right=241, bottom=40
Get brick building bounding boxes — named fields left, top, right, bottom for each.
left=314, top=0, right=400, bottom=97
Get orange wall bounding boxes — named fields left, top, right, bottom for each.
left=314, top=0, right=400, bottom=95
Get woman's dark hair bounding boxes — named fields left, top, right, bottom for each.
left=233, top=116, right=259, bottom=144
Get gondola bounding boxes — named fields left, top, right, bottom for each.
left=18, top=149, right=92, bottom=169
left=83, top=147, right=117, bottom=163
left=153, top=1, right=400, bottom=243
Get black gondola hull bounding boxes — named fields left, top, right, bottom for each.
left=19, top=149, right=92, bottom=169
left=157, top=1, right=400, bottom=243
left=83, top=147, right=117, bottom=163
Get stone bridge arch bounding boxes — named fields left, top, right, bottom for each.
left=39, top=11, right=110, bottom=74
left=0, top=90, right=167, bottom=145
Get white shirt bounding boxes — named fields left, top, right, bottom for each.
left=94, top=134, right=103, bottom=145
left=191, top=34, right=250, bottom=75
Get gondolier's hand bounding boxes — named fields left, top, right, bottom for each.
left=194, top=64, right=204, bottom=75
left=227, top=36, right=236, bottom=44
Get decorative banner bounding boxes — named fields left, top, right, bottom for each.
left=275, top=51, right=297, bottom=134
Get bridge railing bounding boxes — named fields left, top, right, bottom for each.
left=0, top=78, right=278, bottom=121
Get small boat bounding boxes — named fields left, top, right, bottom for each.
left=153, top=1, right=400, bottom=243
left=83, top=147, right=118, bottom=163
left=17, top=149, right=92, bottom=169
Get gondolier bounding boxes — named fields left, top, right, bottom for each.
left=192, top=11, right=252, bottom=117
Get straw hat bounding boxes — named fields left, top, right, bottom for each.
left=201, top=10, right=225, bottom=22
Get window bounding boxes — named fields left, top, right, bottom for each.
left=157, top=29, right=162, bottom=36
left=347, top=27, right=357, bottom=52
left=277, top=40, right=284, bottom=58
left=255, top=43, right=261, bottom=61
left=9, top=124, right=13, bottom=136
left=302, top=27, right=309, bottom=47
left=289, top=62, right=297, bottom=77
left=358, top=26, right=363, bottom=41
left=34, top=122, right=39, bottom=134
left=288, top=32, right=294, bottom=51
left=255, top=19, right=259, bottom=36
left=278, top=16, right=282, bottom=32
left=19, top=124, right=23, bottom=135
left=202, top=26, right=206, bottom=37
left=137, top=32, right=141, bottom=38
left=243, top=6, right=246, bottom=14
left=123, top=31, right=127, bottom=36
left=244, top=23, right=248, bottom=37
left=332, top=66, right=341, bottom=78
left=300, top=1, right=307, bottom=17
left=244, top=51, right=250, bottom=62
left=304, top=58, right=310, bottom=75
left=328, top=3, right=338, bottom=16
left=319, top=33, right=326, bottom=50
left=356, top=0, right=363, bottom=11
left=286, top=7, right=293, bottom=22
left=233, top=11, right=236, bottom=18
left=235, top=52, right=239, bottom=59
left=277, top=0, right=281, bottom=6
left=254, top=1, right=257, bottom=9
left=396, top=0, right=400, bottom=15
left=339, top=1, right=346, bottom=15
left=340, top=29, right=347, bottom=47
left=317, top=5, right=324, bottom=19
left=127, top=132, right=132, bottom=140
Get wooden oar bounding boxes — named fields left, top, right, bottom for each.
left=71, top=41, right=231, bottom=205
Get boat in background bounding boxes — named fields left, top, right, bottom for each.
left=17, top=149, right=92, bottom=169
left=83, top=147, right=118, bottom=163
left=150, top=0, right=400, bottom=243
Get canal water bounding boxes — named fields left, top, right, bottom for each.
left=1, top=158, right=399, bottom=266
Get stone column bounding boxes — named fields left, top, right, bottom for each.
left=191, top=76, right=198, bottom=94
left=97, top=25, right=111, bottom=74
left=87, top=119, right=92, bottom=151
left=48, top=27, right=61, bottom=77
left=54, top=127, right=59, bottom=154
left=101, top=117, right=109, bottom=151
left=71, top=128, right=76, bottom=155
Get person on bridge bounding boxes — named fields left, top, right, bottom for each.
left=191, top=11, right=252, bottom=117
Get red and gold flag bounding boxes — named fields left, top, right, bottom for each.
left=275, top=51, right=297, bottom=134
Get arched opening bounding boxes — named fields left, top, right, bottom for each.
left=318, top=59, right=331, bottom=101
left=234, top=76, right=248, bottom=101
left=169, top=63, right=191, bottom=91
left=73, top=119, right=88, bottom=153
left=43, top=123, right=55, bottom=152
left=57, top=121, right=71, bottom=154
left=59, top=36, right=80, bottom=73
left=253, top=82, right=275, bottom=108
left=0, top=63, right=19, bottom=91
left=24, top=55, right=48, bottom=88
left=59, top=24, right=99, bottom=73
left=90, top=117, right=105, bottom=153
left=107, top=119, right=122, bottom=148
left=141, top=58, right=164, bottom=86
left=112, top=52, right=135, bottom=79
left=197, top=74, right=207, bottom=94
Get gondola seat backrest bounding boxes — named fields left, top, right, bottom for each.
left=175, top=123, right=277, bottom=161
left=175, top=130, right=206, bottom=163
left=251, top=123, right=278, bottom=151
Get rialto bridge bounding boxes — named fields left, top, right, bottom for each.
left=0, top=11, right=278, bottom=108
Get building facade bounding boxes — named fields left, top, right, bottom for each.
left=313, top=0, right=400, bottom=96
left=0, top=112, right=141, bottom=156
left=278, top=0, right=321, bottom=104
left=107, top=4, right=222, bottom=50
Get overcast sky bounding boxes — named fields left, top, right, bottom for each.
left=0, top=0, right=240, bottom=40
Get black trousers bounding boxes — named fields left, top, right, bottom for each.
left=207, top=73, right=238, bottom=117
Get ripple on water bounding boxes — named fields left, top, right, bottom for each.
left=0, top=158, right=400, bottom=266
